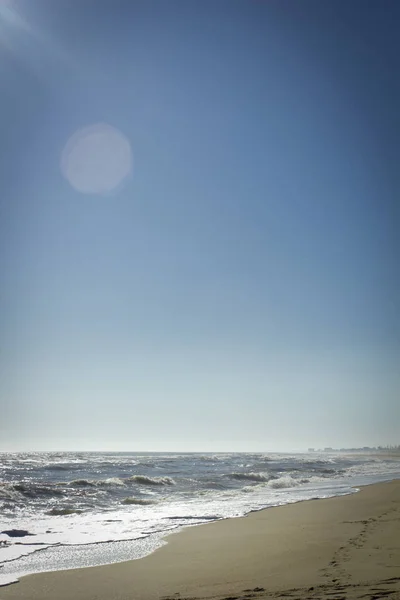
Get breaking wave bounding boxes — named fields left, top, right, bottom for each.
left=98, top=478, right=126, bottom=487
left=8, top=484, right=64, bottom=499
left=228, top=472, right=269, bottom=482
left=268, top=476, right=301, bottom=489
left=0, top=484, right=21, bottom=502
left=127, top=475, right=176, bottom=486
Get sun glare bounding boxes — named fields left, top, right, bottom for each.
left=0, top=0, right=30, bottom=33
left=0, top=0, right=32, bottom=58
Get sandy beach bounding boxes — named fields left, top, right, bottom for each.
left=1, top=480, right=399, bottom=600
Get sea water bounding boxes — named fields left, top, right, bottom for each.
left=1, top=451, right=400, bottom=586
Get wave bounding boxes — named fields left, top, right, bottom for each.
left=198, top=454, right=235, bottom=462
left=227, top=472, right=269, bottom=482
left=268, top=474, right=333, bottom=489
left=268, top=476, right=301, bottom=489
left=46, top=508, right=83, bottom=516
left=42, top=464, right=82, bottom=471
left=69, top=477, right=134, bottom=488
left=97, top=478, right=126, bottom=487
left=68, top=479, right=96, bottom=487
left=121, top=497, right=156, bottom=505
left=241, top=486, right=254, bottom=493
left=198, top=454, right=225, bottom=462
left=319, top=468, right=337, bottom=475
left=127, top=475, right=176, bottom=486
left=166, top=515, right=221, bottom=521
left=0, top=485, right=21, bottom=502
left=136, top=463, right=156, bottom=469
left=296, top=459, right=336, bottom=467
left=241, top=485, right=264, bottom=493
left=201, top=481, right=226, bottom=490
left=1, top=483, right=65, bottom=504
left=12, top=484, right=64, bottom=498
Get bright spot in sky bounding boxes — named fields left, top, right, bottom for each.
left=61, top=123, right=132, bottom=195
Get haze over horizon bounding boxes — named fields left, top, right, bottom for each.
left=1, top=1, right=399, bottom=453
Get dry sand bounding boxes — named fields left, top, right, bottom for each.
left=1, top=480, right=399, bottom=600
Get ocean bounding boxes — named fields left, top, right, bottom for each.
left=1, top=451, right=400, bottom=586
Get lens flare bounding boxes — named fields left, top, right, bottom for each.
left=61, top=123, right=133, bottom=195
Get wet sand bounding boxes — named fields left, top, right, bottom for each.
left=1, top=480, right=399, bottom=600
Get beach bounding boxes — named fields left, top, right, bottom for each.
left=1, top=479, right=399, bottom=600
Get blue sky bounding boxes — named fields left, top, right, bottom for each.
left=0, top=0, right=399, bottom=451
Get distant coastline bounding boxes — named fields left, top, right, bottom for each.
left=308, top=445, right=400, bottom=454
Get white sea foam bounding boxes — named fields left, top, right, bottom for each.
left=99, top=478, right=126, bottom=487
left=268, top=476, right=300, bottom=489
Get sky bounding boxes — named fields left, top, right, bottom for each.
left=0, top=0, right=399, bottom=452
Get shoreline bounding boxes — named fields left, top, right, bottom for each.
left=0, top=478, right=383, bottom=588
left=1, top=478, right=399, bottom=599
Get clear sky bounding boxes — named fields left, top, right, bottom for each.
left=0, top=0, right=399, bottom=452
